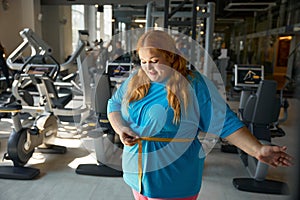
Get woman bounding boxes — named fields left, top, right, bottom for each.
left=107, top=30, right=292, bottom=200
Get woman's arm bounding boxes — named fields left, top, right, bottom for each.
left=108, top=111, right=139, bottom=146
left=225, top=126, right=293, bottom=167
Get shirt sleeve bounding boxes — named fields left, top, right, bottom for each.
left=221, top=104, right=245, bottom=138
left=195, top=73, right=245, bottom=138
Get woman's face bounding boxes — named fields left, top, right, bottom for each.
left=139, top=48, right=173, bottom=82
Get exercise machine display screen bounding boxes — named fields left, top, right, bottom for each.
left=234, top=64, right=264, bottom=87
left=105, top=63, right=132, bottom=76
left=26, top=65, right=57, bottom=78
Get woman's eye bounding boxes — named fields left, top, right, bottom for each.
left=140, top=59, right=158, bottom=65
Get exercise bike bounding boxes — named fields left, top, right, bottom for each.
left=76, top=72, right=123, bottom=177
left=0, top=55, right=66, bottom=180
left=231, top=65, right=289, bottom=194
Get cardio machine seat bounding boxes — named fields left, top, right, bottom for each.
left=241, top=80, right=280, bottom=141
left=94, top=72, right=121, bottom=143
left=242, top=80, right=280, bottom=123
left=44, top=80, right=73, bottom=109
left=0, top=102, right=22, bottom=112
left=51, top=92, right=73, bottom=109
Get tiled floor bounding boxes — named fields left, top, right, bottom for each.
left=0, top=98, right=298, bottom=200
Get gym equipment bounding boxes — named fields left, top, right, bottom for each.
left=0, top=28, right=97, bottom=179
left=234, top=64, right=264, bottom=88
left=222, top=64, right=265, bottom=153
left=76, top=72, right=123, bottom=177
left=5, top=28, right=85, bottom=98
left=6, top=28, right=84, bottom=72
left=75, top=58, right=135, bottom=176
left=232, top=79, right=289, bottom=194
left=105, top=61, right=132, bottom=77
left=229, top=64, right=287, bottom=137
left=0, top=55, right=67, bottom=180
left=5, top=28, right=91, bottom=122
left=6, top=28, right=53, bottom=70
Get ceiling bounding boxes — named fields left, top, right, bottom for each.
left=211, top=0, right=279, bottom=32
left=41, top=0, right=279, bottom=32
left=41, top=0, right=164, bottom=6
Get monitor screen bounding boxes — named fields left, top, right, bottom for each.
left=105, top=62, right=132, bottom=77
left=234, top=64, right=264, bottom=87
left=26, top=64, right=57, bottom=77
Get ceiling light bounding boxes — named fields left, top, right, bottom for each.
left=224, top=2, right=276, bottom=11
left=279, top=36, right=292, bottom=40
left=134, top=19, right=146, bottom=23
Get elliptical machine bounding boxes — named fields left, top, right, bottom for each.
left=0, top=55, right=66, bottom=180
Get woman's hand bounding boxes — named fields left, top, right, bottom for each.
left=226, top=127, right=293, bottom=168
left=117, top=126, right=139, bottom=146
left=108, top=112, right=139, bottom=146
left=256, top=145, right=293, bottom=167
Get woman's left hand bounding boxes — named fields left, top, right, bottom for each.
left=256, top=145, right=293, bottom=167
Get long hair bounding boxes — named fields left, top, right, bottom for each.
left=124, top=30, right=193, bottom=124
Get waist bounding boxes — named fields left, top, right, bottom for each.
left=137, top=136, right=195, bottom=194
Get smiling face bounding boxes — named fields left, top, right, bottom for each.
left=138, top=48, right=173, bottom=83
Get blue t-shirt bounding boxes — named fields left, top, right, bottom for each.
left=107, top=71, right=244, bottom=198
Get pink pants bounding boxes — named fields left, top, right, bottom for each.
left=132, top=190, right=199, bottom=200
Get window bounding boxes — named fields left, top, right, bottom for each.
left=72, top=5, right=85, bottom=51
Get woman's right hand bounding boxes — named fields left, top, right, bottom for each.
left=108, top=112, right=139, bottom=146
left=118, top=126, right=139, bottom=146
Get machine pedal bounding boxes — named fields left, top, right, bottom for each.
left=37, top=145, right=67, bottom=154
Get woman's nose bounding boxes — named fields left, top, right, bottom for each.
left=145, top=62, right=154, bottom=70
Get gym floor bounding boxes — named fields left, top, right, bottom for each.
left=0, top=98, right=298, bottom=200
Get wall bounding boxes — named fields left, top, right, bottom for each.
left=0, top=0, right=24, bottom=54
left=41, top=5, right=73, bottom=62
left=61, top=6, right=72, bottom=62
left=22, top=0, right=41, bottom=34
left=0, top=0, right=72, bottom=63
left=0, top=0, right=41, bottom=55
